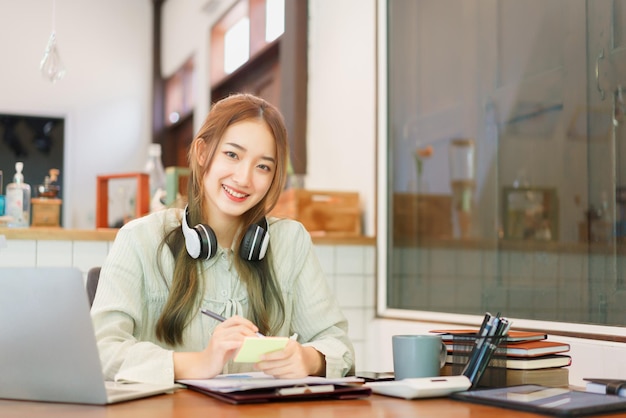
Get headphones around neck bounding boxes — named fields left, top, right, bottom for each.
left=181, top=206, right=270, bottom=261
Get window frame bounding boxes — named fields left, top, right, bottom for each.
left=375, top=0, right=626, bottom=342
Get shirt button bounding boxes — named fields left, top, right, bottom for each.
left=221, top=290, right=227, bottom=296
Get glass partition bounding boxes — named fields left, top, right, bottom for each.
left=378, top=0, right=626, bottom=336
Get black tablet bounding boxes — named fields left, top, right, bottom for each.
left=450, top=384, right=626, bottom=417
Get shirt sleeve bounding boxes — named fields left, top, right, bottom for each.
left=270, top=219, right=356, bottom=377
left=91, top=212, right=177, bottom=385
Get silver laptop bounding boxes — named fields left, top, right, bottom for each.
left=0, top=266, right=179, bottom=405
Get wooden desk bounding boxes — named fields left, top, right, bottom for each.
left=3, top=388, right=626, bottom=418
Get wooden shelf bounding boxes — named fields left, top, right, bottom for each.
left=0, top=226, right=374, bottom=246
left=0, top=227, right=118, bottom=241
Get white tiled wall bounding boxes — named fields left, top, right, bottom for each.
left=0, top=240, right=37, bottom=266
left=0, top=238, right=112, bottom=279
left=313, top=244, right=376, bottom=373
left=0, top=236, right=377, bottom=372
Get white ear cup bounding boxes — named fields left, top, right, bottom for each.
left=182, top=206, right=217, bottom=260
left=182, top=207, right=201, bottom=259
left=258, top=229, right=270, bottom=259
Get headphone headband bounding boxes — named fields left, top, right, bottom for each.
left=181, top=206, right=269, bottom=261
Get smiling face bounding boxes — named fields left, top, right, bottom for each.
left=202, top=119, right=277, bottom=225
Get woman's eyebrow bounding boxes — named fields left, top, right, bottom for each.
left=224, top=142, right=276, bottom=164
left=224, top=141, right=244, bottom=151
left=261, top=155, right=276, bottom=164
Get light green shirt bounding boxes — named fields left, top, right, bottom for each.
left=91, top=208, right=354, bottom=384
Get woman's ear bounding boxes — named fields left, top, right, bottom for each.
left=194, top=139, right=208, bottom=166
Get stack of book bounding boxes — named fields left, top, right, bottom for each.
left=432, top=329, right=571, bottom=388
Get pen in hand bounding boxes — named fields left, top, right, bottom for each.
left=200, top=308, right=265, bottom=338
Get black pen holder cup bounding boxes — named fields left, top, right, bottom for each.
left=450, top=334, right=507, bottom=388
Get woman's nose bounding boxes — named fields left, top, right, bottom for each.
left=233, top=163, right=252, bottom=186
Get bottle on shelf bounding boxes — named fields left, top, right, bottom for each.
left=0, top=169, right=5, bottom=216
left=5, top=162, right=32, bottom=228
left=144, top=143, right=166, bottom=212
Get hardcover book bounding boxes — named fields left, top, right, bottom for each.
left=445, top=339, right=570, bottom=358
left=431, top=329, right=547, bottom=343
left=446, top=353, right=572, bottom=370
left=442, top=364, right=570, bottom=388
left=504, top=340, right=570, bottom=358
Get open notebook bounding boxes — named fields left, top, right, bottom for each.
left=0, top=266, right=179, bottom=405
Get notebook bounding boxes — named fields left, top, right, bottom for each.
left=178, top=372, right=370, bottom=404
left=0, top=266, right=179, bottom=405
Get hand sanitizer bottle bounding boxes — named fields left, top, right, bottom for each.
left=0, top=170, right=4, bottom=216
left=5, top=162, right=32, bottom=227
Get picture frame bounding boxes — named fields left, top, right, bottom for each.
left=96, top=172, right=149, bottom=229
left=502, top=187, right=558, bottom=241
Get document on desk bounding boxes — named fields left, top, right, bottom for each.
left=177, top=372, right=364, bottom=393
left=178, top=373, right=371, bottom=404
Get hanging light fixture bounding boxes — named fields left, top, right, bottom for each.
left=40, top=0, right=66, bottom=83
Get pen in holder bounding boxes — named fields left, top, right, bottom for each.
left=453, top=333, right=507, bottom=388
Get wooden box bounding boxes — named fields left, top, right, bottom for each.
left=393, top=193, right=453, bottom=241
left=31, top=198, right=62, bottom=227
left=270, top=189, right=361, bottom=237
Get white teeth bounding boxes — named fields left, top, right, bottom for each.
left=223, top=185, right=247, bottom=198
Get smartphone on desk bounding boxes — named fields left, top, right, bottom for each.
left=356, top=371, right=395, bottom=382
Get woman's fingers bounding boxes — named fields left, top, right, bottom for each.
left=254, top=340, right=310, bottom=378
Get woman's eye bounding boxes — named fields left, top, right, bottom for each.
left=257, top=164, right=271, bottom=172
left=225, top=151, right=238, bottom=159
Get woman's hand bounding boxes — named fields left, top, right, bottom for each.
left=203, top=315, right=260, bottom=374
left=254, top=340, right=325, bottom=379
left=173, top=315, right=259, bottom=379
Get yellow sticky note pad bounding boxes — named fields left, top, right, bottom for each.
left=234, top=337, right=289, bottom=363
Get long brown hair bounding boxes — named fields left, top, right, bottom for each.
left=156, top=93, right=289, bottom=345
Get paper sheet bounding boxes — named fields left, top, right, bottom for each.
left=234, top=337, right=289, bottom=363
left=177, top=372, right=363, bottom=393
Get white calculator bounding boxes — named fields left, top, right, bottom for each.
left=365, top=375, right=472, bottom=399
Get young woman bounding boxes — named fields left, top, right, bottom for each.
left=91, top=93, right=354, bottom=385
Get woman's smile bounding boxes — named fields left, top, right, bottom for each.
left=222, top=184, right=249, bottom=201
